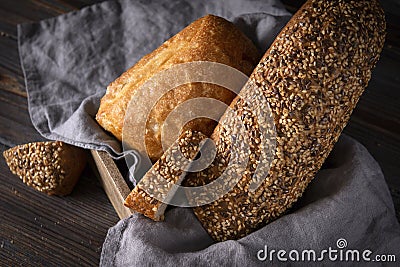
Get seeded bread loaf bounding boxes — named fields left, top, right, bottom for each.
left=183, top=0, right=386, bottom=241
left=96, top=14, right=259, bottom=162
left=3, top=141, right=87, bottom=196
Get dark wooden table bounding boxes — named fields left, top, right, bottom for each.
left=0, top=0, right=399, bottom=265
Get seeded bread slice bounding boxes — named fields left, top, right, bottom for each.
left=185, top=0, right=386, bottom=241
left=3, top=141, right=87, bottom=196
left=124, top=130, right=207, bottom=221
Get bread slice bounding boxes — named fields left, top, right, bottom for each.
left=3, top=141, right=87, bottom=196
left=96, top=14, right=260, bottom=162
left=124, top=130, right=207, bottom=221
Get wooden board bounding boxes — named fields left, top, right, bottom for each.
left=90, top=150, right=134, bottom=219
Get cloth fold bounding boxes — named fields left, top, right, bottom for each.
left=100, top=135, right=400, bottom=266
left=18, top=0, right=291, bottom=158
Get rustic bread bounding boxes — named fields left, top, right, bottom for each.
left=184, top=0, right=386, bottom=241
left=3, top=141, right=87, bottom=196
left=96, top=14, right=260, bottom=162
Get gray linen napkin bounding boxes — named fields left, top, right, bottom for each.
left=17, top=0, right=400, bottom=266
left=101, top=135, right=400, bottom=266
left=18, top=0, right=291, bottom=158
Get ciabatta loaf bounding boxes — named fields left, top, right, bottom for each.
left=96, top=15, right=259, bottom=162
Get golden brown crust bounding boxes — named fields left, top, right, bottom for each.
left=186, top=0, right=386, bottom=241
left=3, top=141, right=87, bottom=196
left=96, top=14, right=260, bottom=162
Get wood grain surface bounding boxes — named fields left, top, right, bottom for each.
left=90, top=150, right=134, bottom=219
left=0, top=0, right=399, bottom=265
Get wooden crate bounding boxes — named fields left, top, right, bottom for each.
left=90, top=150, right=134, bottom=219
